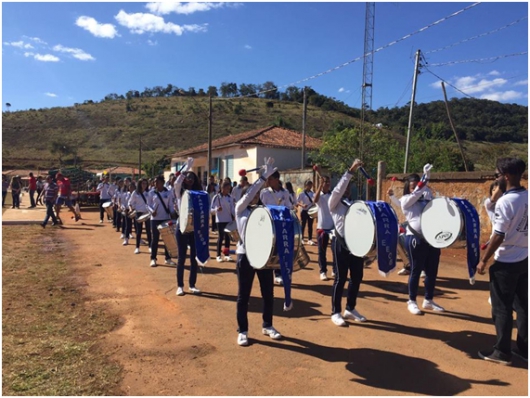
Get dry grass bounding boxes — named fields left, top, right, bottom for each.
left=2, top=226, right=123, bottom=395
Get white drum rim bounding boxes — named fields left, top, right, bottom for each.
left=102, top=202, right=112, bottom=208
left=179, top=191, right=191, bottom=233
left=420, top=197, right=464, bottom=248
left=244, top=207, right=275, bottom=269
left=344, top=201, right=376, bottom=257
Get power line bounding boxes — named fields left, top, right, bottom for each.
left=424, top=16, right=528, bottom=55
left=427, top=51, right=528, bottom=67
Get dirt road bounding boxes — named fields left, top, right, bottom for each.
left=59, top=209, right=526, bottom=396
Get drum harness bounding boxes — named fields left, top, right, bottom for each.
left=155, top=191, right=171, bottom=219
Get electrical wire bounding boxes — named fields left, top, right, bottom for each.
left=427, top=51, right=528, bottom=67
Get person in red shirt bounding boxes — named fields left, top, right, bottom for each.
left=55, top=172, right=79, bottom=223
left=28, top=172, right=37, bottom=208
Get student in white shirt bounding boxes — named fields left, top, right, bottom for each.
left=328, top=158, right=367, bottom=326
left=120, top=182, right=135, bottom=246
left=314, top=175, right=333, bottom=281
left=96, top=175, right=112, bottom=223
left=211, top=181, right=236, bottom=262
left=387, top=186, right=412, bottom=276
left=129, top=178, right=152, bottom=254
left=231, top=176, right=249, bottom=203
left=297, top=180, right=316, bottom=245
left=477, top=157, right=528, bottom=365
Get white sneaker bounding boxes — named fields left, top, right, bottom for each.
left=176, top=287, right=184, bottom=296
left=422, top=299, right=445, bottom=312
left=331, top=313, right=347, bottom=326
left=216, top=256, right=224, bottom=263
left=262, top=326, right=282, bottom=340
left=148, top=247, right=152, bottom=254
left=150, top=259, right=157, bottom=267
left=134, top=248, right=140, bottom=254
left=320, top=272, right=328, bottom=281
left=331, top=269, right=336, bottom=277
left=307, top=240, right=315, bottom=246
left=343, top=309, right=367, bottom=322
left=189, top=287, right=201, bottom=294
left=165, top=259, right=177, bottom=266
left=99, top=219, right=103, bottom=223
left=420, top=270, right=426, bottom=278
left=122, top=239, right=128, bottom=246
left=140, top=239, right=148, bottom=245
left=274, top=276, right=283, bottom=285
left=224, top=256, right=233, bottom=262
left=129, top=234, right=134, bottom=239
left=237, top=332, right=249, bottom=346
left=407, top=300, right=422, bottom=315
left=120, top=234, right=124, bottom=239
left=398, top=268, right=410, bottom=276
left=488, top=296, right=492, bottom=306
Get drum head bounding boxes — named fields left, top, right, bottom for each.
left=344, top=201, right=376, bottom=257
left=179, top=191, right=191, bottom=233
left=421, top=198, right=463, bottom=248
left=137, top=213, right=151, bottom=223
left=245, top=207, right=274, bottom=269
left=102, top=202, right=112, bottom=208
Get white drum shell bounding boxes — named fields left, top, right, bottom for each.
left=102, top=201, right=113, bottom=218
left=420, top=197, right=465, bottom=249
left=179, top=191, right=194, bottom=234
left=307, top=204, right=318, bottom=219
left=136, top=212, right=151, bottom=224
left=158, top=220, right=178, bottom=258
left=224, top=221, right=240, bottom=243
left=344, top=201, right=376, bottom=257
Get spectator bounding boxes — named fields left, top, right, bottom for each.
left=9, top=175, right=21, bottom=209
left=2, top=174, right=9, bottom=207
left=55, top=172, right=79, bottom=223
left=36, top=176, right=44, bottom=206
left=28, top=172, right=37, bottom=208
left=41, top=175, right=59, bottom=228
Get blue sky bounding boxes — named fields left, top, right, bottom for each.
left=2, top=1, right=528, bottom=112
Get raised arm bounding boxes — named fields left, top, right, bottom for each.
left=329, top=159, right=363, bottom=212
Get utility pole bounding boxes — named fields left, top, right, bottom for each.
left=301, top=87, right=307, bottom=169
left=138, top=135, right=142, bottom=179
left=207, top=94, right=212, bottom=179
left=404, top=49, right=421, bottom=174
left=441, top=82, right=469, bottom=171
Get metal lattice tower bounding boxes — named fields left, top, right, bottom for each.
left=360, top=2, right=375, bottom=157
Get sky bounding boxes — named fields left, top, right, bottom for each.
left=2, top=1, right=528, bottom=112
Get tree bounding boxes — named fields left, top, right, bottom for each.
left=262, top=81, right=278, bottom=99
left=207, top=86, right=219, bottom=97
left=219, top=82, right=237, bottom=97
left=5, top=103, right=11, bottom=112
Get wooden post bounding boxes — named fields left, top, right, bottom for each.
left=376, top=161, right=386, bottom=201
left=441, top=82, right=469, bottom=171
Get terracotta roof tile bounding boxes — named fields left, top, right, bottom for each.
left=172, top=126, right=322, bottom=158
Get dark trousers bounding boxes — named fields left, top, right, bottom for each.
left=150, top=219, right=171, bottom=261
left=300, top=210, right=314, bottom=240
left=2, top=191, right=6, bottom=207
left=116, top=210, right=123, bottom=232
left=113, top=203, right=118, bottom=227
left=317, top=229, right=330, bottom=273
left=176, top=229, right=198, bottom=288
left=331, top=237, right=364, bottom=315
left=12, top=191, right=20, bottom=208
left=36, top=188, right=43, bottom=205
left=405, top=235, right=440, bottom=301
left=236, top=254, right=274, bottom=333
left=99, top=199, right=111, bottom=221
left=216, top=221, right=231, bottom=256
left=122, top=213, right=132, bottom=238
left=211, top=215, right=217, bottom=232
left=29, top=189, right=36, bottom=207
left=135, top=212, right=152, bottom=249
left=489, top=258, right=528, bottom=356
left=43, top=200, right=58, bottom=226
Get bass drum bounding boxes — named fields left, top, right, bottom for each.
left=344, top=201, right=377, bottom=257
left=420, top=197, right=466, bottom=249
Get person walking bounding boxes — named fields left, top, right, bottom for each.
left=2, top=174, right=9, bottom=207
left=96, top=175, right=113, bottom=223
left=36, top=176, right=44, bottom=206
left=314, top=174, right=334, bottom=281
left=9, top=175, right=22, bottom=209
left=41, top=175, right=59, bottom=228
left=28, top=172, right=37, bottom=208
left=297, top=180, right=316, bottom=245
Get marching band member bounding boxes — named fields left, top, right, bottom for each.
left=206, top=175, right=219, bottom=234
left=235, top=157, right=282, bottom=346
left=96, top=174, right=112, bottom=223
left=129, top=178, right=152, bottom=254
left=174, top=158, right=203, bottom=296
left=400, top=164, right=445, bottom=315
left=147, top=175, right=177, bottom=267
left=314, top=173, right=334, bottom=281
left=297, top=180, right=316, bottom=245
left=260, top=170, right=294, bottom=285
left=387, top=186, right=411, bottom=276
left=328, top=158, right=367, bottom=326
left=119, top=181, right=135, bottom=246
left=231, top=176, right=249, bottom=203
left=211, top=181, right=235, bottom=262
left=113, top=178, right=124, bottom=233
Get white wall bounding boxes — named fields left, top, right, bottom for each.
left=256, top=147, right=304, bottom=173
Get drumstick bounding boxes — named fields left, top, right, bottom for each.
left=175, top=163, right=188, bottom=177
left=238, top=167, right=262, bottom=177
left=312, top=164, right=323, bottom=179
left=390, top=176, right=397, bottom=190
left=359, top=167, right=375, bottom=185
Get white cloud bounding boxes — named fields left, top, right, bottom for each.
left=145, top=2, right=225, bottom=15
left=53, top=44, right=95, bottom=61
left=147, top=39, right=158, bottom=46
left=76, top=16, right=119, bottom=39
left=4, top=41, right=34, bottom=49
left=45, top=92, right=57, bottom=97
left=514, top=79, right=528, bottom=86
left=480, top=90, right=523, bottom=101
left=23, top=36, right=47, bottom=45
left=338, top=87, right=345, bottom=93
left=488, top=70, right=500, bottom=76
left=24, top=52, right=34, bottom=57
left=33, top=53, right=60, bottom=62
left=115, top=10, right=207, bottom=35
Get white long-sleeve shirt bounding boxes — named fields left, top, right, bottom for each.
left=231, top=184, right=246, bottom=203
left=235, top=177, right=266, bottom=255
left=328, top=171, right=354, bottom=238
left=297, top=190, right=314, bottom=210
left=484, top=197, right=496, bottom=240
left=400, top=185, right=433, bottom=236
left=260, top=187, right=294, bottom=209
left=96, top=182, right=112, bottom=200
left=148, top=188, right=175, bottom=221
left=316, top=191, right=334, bottom=230
left=173, top=174, right=186, bottom=212
left=211, top=193, right=235, bottom=223
left=129, top=190, right=149, bottom=213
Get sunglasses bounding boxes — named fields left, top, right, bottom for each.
left=494, top=172, right=503, bottom=179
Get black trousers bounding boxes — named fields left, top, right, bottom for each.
left=122, top=212, right=132, bottom=237
left=176, top=229, right=198, bottom=288
left=405, top=236, right=440, bottom=301
left=300, top=210, right=314, bottom=240
left=135, top=212, right=152, bottom=249
left=216, top=221, right=231, bottom=256
left=489, top=258, right=528, bottom=356
left=331, top=237, right=364, bottom=315
left=150, top=219, right=171, bottom=261
left=236, top=254, right=274, bottom=333
left=43, top=200, right=58, bottom=226
left=317, top=229, right=330, bottom=273
left=99, top=198, right=111, bottom=221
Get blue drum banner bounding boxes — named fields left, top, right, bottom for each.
left=452, top=198, right=480, bottom=283
left=190, top=190, right=210, bottom=265
left=268, top=205, right=294, bottom=311
left=366, top=201, right=398, bottom=277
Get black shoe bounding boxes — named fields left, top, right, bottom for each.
left=511, top=348, right=528, bottom=362
left=478, top=349, right=512, bottom=365
left=40, top=223, right=46, bottom=229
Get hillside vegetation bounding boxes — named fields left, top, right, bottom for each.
left=2, top=89, right=527, bottom=172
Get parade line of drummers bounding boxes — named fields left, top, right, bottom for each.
left=41, top=156, right=527, bottom=365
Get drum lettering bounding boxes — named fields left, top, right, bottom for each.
left=283, top=241, right=289, bottom=248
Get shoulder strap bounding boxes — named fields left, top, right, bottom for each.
left=155, top=191, right=170, bottom=217
left=304, top=191, right=313, bottom=203
left=140, top=192, right=147, bottom=204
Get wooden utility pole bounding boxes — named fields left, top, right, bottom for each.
left=301, top=87, right=307, bottom=170
left=138, top=135, right=142, bottom=179
left=404, top=49, right=421, bottom=174
left=441, top=82, right=469, bottom=171
left=207, top=94, right=212, bottom=179
left=376, top=161, right=386, bottom=201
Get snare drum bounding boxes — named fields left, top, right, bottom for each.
left=179, top=191, right=194, bottom=234
left=420, top=197, right=466, bottom=249
left=158, top=220, right=179, bottom=258
left=128, top=210, right=137, bottom=219
left=136, top=212, right=151, bottom=224
left=102, top=201, right=113, bottom=218
left=224, top=220, right=240, bottom=243
left=344, top=201, right=377, bottom=257
left=244, top=206, right=307, bottom=271
left=307, top=204, right=318, bottom=219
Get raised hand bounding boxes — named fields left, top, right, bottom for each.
left=262, top=157, right=277, bottom=179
